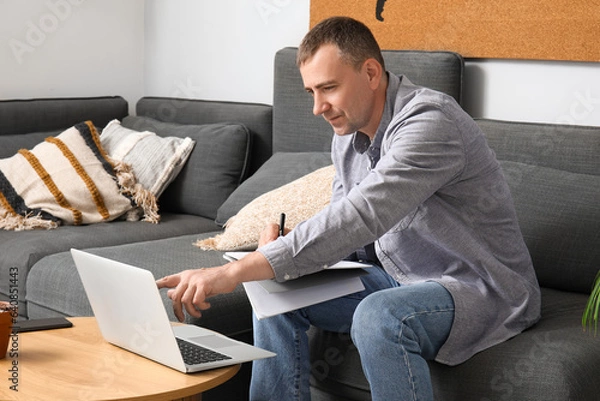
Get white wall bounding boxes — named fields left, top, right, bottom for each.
left=143, top=0, right=310, bottom=105
left=0, top=0, right=145, bottom=114
left=1, top=0, right=599, bottom=128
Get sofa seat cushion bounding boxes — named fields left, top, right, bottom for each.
left=0, top=213, right=219, bottom=318
left=122, top=116, right=251, bottom=220
left=429, top=288, right=600, bottom=401
left=25, top=232, right=253, bottom=339
left=308, top=287, right=600, bottom=401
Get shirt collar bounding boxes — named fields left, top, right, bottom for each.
left=352, top=72, right=401, bottom=155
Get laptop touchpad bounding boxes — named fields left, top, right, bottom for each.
left=190, top=335, right=236, bottom=349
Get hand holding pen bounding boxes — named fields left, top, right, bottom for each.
left=258, top=213, right=287, bottom=247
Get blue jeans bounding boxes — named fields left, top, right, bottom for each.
left=249, top=266, right=455, bottom=401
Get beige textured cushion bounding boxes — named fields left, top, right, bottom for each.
left=100, top=119, right=195, bottom=197
left=0, top=121, right=158, bottom=230
left=196, top=164, right=335, bottom=251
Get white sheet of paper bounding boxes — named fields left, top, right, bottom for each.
left=243, top=272, right=366, bottom=320
left=223, top=252, right=371, bottom=269
left=225, top=252, right=370, bottom=319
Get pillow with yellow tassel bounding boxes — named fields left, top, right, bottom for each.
left=0, top=121, right=158, bottom=231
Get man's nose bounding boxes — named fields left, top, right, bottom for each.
left=312, top=94, right=330, bottom=116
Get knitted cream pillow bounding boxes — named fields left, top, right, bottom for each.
left=196, top=164, right=335, bottom=251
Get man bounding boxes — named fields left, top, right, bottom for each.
left=158, top=16, right=541, bottom=401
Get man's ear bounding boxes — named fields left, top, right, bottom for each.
left=363, top=58, right=383, bottom=88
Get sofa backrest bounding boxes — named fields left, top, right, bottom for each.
left=0, top=96, right=128, bottom=158
left=135, top=97, right=273, bottom=176
left=478, top=118, right=600, bottom=293
left=272, top=47, right=464, bottom=154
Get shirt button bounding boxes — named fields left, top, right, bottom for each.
left=284, top=274, right=291, bottom=280
left=322, top=264, right=329, bottom=269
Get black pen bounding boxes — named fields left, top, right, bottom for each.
left=279, top=213, right=286, bottom=237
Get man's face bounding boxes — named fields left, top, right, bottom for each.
left=299, top=44, right=379, bottom=137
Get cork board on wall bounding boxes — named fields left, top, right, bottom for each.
left=310, top=0, right=600, bottom=62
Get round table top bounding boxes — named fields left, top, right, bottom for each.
left=0, top=317, right=240, bottom=401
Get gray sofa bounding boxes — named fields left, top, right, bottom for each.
left=0, top=95, right=272, bottom=400
left=1, top=47, right=599, bottom=400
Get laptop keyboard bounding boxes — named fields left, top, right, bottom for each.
left=176, top=338, right=232, bottom=365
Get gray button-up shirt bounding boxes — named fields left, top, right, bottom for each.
left=259, top=73, right=541, bottom=365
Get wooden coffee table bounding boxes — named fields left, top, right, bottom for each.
left=0, top=317, right=240, bottom=401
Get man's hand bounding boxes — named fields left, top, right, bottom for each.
left=157, top=265, right=238, bottom=322
left=259, top=223, right=289, bottom=247
left=157, top=251, right=276, bottom=322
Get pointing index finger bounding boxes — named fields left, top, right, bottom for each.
left=156, top=274, right=179, bottom=289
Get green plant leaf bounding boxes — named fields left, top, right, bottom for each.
left=583, top=270, right=600, bottom=335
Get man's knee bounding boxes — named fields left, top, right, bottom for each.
left=350, top=284, right=454, bottom=353
left=351, top=290, right=408, bottom=346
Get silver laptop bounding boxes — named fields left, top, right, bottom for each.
left=71, top=248, right=275, bottom=373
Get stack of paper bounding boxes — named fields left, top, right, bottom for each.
left=224, top=252, right=370, bottom=320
